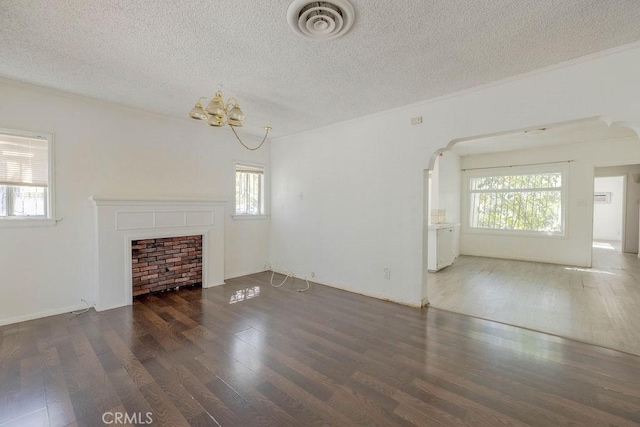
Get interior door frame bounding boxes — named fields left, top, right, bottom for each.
left=592, top=173, right=627, bottom=253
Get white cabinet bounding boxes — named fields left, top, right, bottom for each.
left=428, top=224, right=456, bottom=272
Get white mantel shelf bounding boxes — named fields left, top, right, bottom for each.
left=90, top=197, right=227, bottom=206
left=91, top=197, right=227, bottom=312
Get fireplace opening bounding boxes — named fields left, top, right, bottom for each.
left=131, top=235, right=203, bottom=298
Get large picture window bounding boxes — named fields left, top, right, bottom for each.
left=235, top=163, right=265, bottom=216
left=0, top=129, right=52, bottom=219
left=467, top=169, right=565, bottom=235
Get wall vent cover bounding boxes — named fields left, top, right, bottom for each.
left=287, top=0, right=355, bottom=40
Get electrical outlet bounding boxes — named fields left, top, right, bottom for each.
left=384, top=268, right=391, bottom=280
left=411, top=116, right=423, bottom=125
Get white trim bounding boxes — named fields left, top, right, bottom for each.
left=0, top=218, right=60, bottom=228
left=232, top=214, right=269, bottom=221
left=90, top=197, right=227, bottom=206
left=92, top=198, right=226, bottom=311
left=460, top=250, right=591, bottom=268
left=271, top=269, right=423, bottom=308
left=225, top=268, right=270, bottom=280
left=272, top=40, right=640, bottom=142
left=4, top=41, right=640, bottom=142
left=0, top=302, right=90, bottom=327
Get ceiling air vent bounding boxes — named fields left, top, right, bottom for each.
left=287, top=0, right=355, bottom=40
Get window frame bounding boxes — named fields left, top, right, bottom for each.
left=0, top=127, right=56, bottom=227
left=232, top=161, right=268, bottom=220
left=462, top=164, right=568, bottom=238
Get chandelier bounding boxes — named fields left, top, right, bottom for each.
left=188, top=91, right=271, bottom=151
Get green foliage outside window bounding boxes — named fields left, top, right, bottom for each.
left=469, top=173, right=563, bottom=233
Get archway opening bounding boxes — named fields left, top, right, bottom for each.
left=423, top=116, right=640, bottom=355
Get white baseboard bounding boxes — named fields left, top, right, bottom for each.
left=224, top=269, right=269, bottom=280
left=460, top=250, right=591, bottom=268
left=270, top=269, right=423, bottom=308
left=0, top=302, right=91, bottom=327
left=202, top=280, right=226, bottom=289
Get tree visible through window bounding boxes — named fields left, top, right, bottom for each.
left=0, top=130, right=50, bottom=218
left=468, top=172, right=563, bottom=234
left=235, top=164, right=264, bottom=215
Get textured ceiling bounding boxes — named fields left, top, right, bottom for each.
left=451, top=119, right=638, bottom=156
left=2, top=1, right=640, bottom=137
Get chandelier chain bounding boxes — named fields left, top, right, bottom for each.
left=230, top=126, right=270, bottom=151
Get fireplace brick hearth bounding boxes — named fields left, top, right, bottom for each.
left=131, top=235, right=203, bottom=297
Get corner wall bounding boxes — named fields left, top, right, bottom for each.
left=270, top=43, right=640, bottom=306
left=0, top=79, right=270, bottom=325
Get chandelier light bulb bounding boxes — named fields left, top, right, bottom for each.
left=188, top=102, right=208, bottom=120
left=188, top=90, right=270, bottom=151
left=227, top=106, right=245, bottom=122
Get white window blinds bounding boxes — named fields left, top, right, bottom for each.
left=0, top=134, right=49, bottom=187
left=235, top=164, right=264, bottom=215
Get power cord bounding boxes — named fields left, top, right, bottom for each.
left=296, top=278, right=310, bottom=292
left=270, top=271, right=289, bottom=288
left=270, top=270, right=310, bottom=292
left=71, top=299, right=90, bottom=315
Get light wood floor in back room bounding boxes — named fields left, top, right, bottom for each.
left=1, top=271, right=640, bottom=426
left=428, top=241, right=640, bottom=356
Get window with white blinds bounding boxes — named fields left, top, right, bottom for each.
left=0, top=130, right=51, bottom=218
left=235, top=163, right=265, bottom=216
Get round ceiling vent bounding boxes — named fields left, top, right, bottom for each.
left=287, top=0, right=355, bottom=40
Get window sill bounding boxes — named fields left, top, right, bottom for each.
left=232, top=214, right=269, bottom=221
left=462, top=228, right=566, bottom=239
left=0, top=218, right=61, bottom=228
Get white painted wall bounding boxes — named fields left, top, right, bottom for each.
left=459, top=138, right=640, bottom=266
left=593, top=176, right=624, bottom=242
left=429, top=159, right=439, bottom=223
left=595, top=165, right=640, bottom=253
left=270, top=43, right=640, bottom=306
left=0, top=79, right=270, bottom=325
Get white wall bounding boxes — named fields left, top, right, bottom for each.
left=270, top=43, right=640, bottom=307
left=593, top=176, right=625, bottom=242
left=596, top=165, right=640, bottom=253
left=459, top=138, right=640, bottom=266
left=429, top=159, right=439, bottom=222
left=0, top=79, right=270, bottom=325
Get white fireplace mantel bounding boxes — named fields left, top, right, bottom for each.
left=91, top=197, right=227, bottom=311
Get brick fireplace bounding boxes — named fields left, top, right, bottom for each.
left=132, top=235, right=203, bottom=297
left=91, top=198, right=226, bottom=311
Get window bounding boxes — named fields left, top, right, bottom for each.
left=467, top=169, right=565, bottom=235
left=0, top=129, right=52, bottom=219
left=235, top=163, right=265, bottom=216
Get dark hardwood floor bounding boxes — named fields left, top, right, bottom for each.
left=2, top=272, right=640, bottom=426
